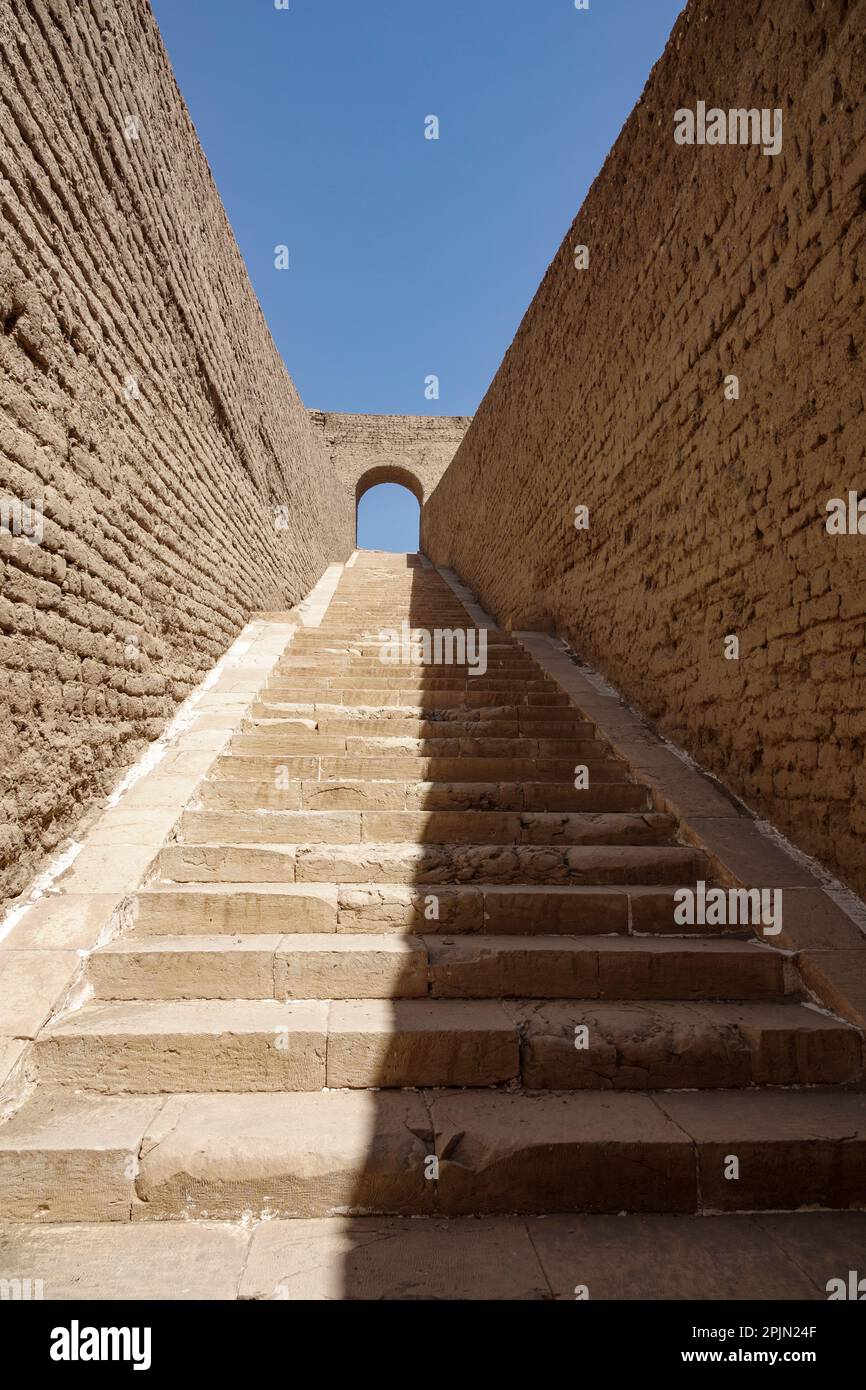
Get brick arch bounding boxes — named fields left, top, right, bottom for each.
left=355, top=466, right=423, bottom=549
left=355, top=464, right=425, bottom=507
left=306, top=412, right=472, bottom=554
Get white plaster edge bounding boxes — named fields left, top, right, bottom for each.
left=432, top=562, right=501, bottom=630
left=292, top=562, right=345, bottom=626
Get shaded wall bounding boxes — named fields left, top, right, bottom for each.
left=423, top=0, right=866, bottom=894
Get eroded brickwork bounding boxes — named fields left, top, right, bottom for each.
left=0, top=0, right=346, bottom=903
left=423, top=0, right=866, bottom=894
left=309, top=411, right=470, bottom=548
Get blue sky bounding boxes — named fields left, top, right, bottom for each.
left=151, top=0, right=684, bottom=547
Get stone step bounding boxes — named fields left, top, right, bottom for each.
left=34, top=999, right=520, bottom=1092
left=422, top=935, right=790, bottom=1000
left=27, top=992, right=862, bottom=1103
left=292, top=633, right=517, bottom=647
left=509, top=1000, right=861, bottom=1089
left=250, top=706, right=592, bottom=728
left=211, top=755, right=628, bottom=783
left=248, top=704, right=590, bottom=726
left=90, top=934, right=429, bottom=999
left=280, top=637, right=527, bottom=649
left=194, top=779, right=650, bottom=814
left=132, top=883, right=339, bottom=934
left=253, top=703, right=538, bottom=724
left=276, top=657, right=538, bottom=673
left=154, top=841, right=707, bottom=886
left=256, top=690, right=572, bottom=708
left=5, top=1089, right=864, bottom=1221
left=245, top=716, right=593, bottom=741
left=178, top=809, right=677, bottom=847
left=89, top=933, right=791, bottom=1003
left=36, top=1000, right=330, bottom=1092
left=266, top=676, right=557, bottom=693
left=424, top=1089, right=866, bottom=1216
left=333, top=883, right=726, bottom=935
left=229, top=735, right=613, bottom=758
left=131, top=882, right=719, bottom=937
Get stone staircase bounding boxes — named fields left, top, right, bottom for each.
left=1, top=552, right=864, bottom=1281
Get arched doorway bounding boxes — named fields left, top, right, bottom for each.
left=355, top=466, right=424, bottom=552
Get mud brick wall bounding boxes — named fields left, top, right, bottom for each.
left=309, top=411, right=471, bottom=551
left=423, top=0, right=866, bottom=894
left=0, top=0, right=346, bottom=904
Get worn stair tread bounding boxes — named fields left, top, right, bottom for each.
left=35, top=998, right=521, bottom=1092
left=155, top=841, right=707, bottom=888
left=34, top=1000, right=330, bottom=1094
left=213, top=755, right=625, bottom=783
left=133, top=881, right=720, bottom=938
left=179, top=808, right=677, bottom=847
left=195, top=778, right=649, bottom=814
left=422, top=933, right=789, bottom=998
left=153, top=842, right=708, bottom=890
left=5, top=1089, right=864, bottom=1221
left=507, top=998, right=862, bottom=1089
left=90, top=933, right=790, bottom=1002
left=90, top=933, right=429, bottom=1000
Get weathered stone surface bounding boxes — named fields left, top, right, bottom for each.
left=0, top=1221, right=250, bottom=1300
left=510, top=1000, right=861, bottom=1089
left=0, top=950, right=81, bottom=1039
left=0, top=1094, right=163, bottom=1222
left=0, top=895, right=125, bottom=951
left=657, top=1091, right=866, bottom=1212
left=132, top=884, right=337, bottom=934
left=240, top=1215, right=548, bottom=1300
left=430, top=1091, right=696, bottom=1214
left=295, top=842, right=704, bottom=885
left=36, top=1000, right=328, bottom=1092
left=89, top=936, right=284, bottom=1001
left=426, top=936, right=788, bottom=1001
left=181, top=810, right=361, bottom=845
left=326, top=1000, right=519, bottom=1087
left=135, top=1091, right=433, bottom=1218
left=528, top=1213, right=840, bottom=1301
left=275, top=935, right=428, bottom=999
left=336, top=882, right=484, bottom=932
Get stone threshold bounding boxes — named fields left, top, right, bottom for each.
left=433, top=564, right=866, bottom=1033
left=0, top=563, right=347, bottom=1110
left=1, top=1211, right=862, bottom=1300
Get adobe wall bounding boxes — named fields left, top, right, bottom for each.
left=422, top=0, right=866, bottom=893
left=308, top=411, right=471, bottom=549
left=0, top=0, right=346, bottom=904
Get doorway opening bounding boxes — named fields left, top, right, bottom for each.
left=356, top=477, right=421, bottom=553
